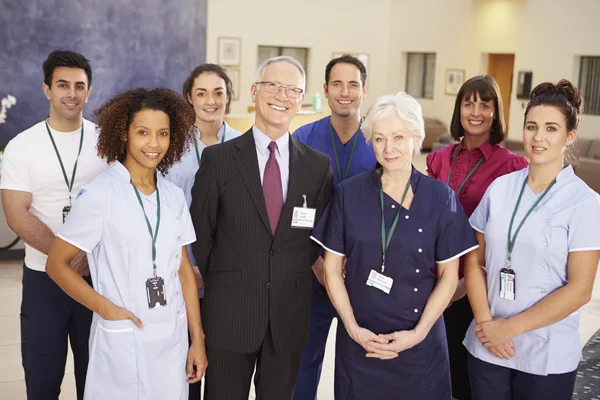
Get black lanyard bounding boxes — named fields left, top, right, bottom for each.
left=45, top=121, right=84, bottom=206
left=506, top=175, right=556, bottom=266
left=329, top=119, right=361, bottom=182
left=132, top=180, right=161, bottom=277
left=193, top=123, right=227, bottom=167
left=379, top=172, right=411, bottom=273
left=446, top=145, right=484, bottom=194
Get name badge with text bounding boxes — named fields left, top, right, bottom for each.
left=291, top=207, right=316, bottom=229
left=366, top=269, right=394, bottom=294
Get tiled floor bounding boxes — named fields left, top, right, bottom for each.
left=1, top=154, right=599, bottom=399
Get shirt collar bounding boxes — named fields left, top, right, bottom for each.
left=252, top=125, right=290, bottom=157
left=110, top=161, right=163, bottom=188
left=371, top=165, right=421, bottom=193
left=458, top=139, right=495, bottom=161
left=194, top=123, right=227, bottom=142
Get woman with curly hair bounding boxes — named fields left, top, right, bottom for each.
left=46, top=88, right=207, bottom=400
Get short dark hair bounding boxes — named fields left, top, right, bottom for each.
left=525, top=79, right=583, bottom=165
left=325, top=55, right=367, bottom=87
left=450, top=75, right=505, bottom=145
left=93, top=88, right=194, bottom=174
left=42, top=50, right=92, bottom=88
left=182, top=64, right=234, bottom=114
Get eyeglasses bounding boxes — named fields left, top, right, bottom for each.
left=255, top=81, right=304, bottom=98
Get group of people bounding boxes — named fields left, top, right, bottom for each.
left=1, top=49, right=598, bottom=400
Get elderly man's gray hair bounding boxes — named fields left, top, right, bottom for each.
left=255, top=56, right=306, bottom=92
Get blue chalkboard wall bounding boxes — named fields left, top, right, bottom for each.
left=0, top=0, right=207, bottom=146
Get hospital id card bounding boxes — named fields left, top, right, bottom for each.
left=500, top=268, right=516, bottom=301
left=366, top=269, right=394, bottom=294
left=291, top=207, right=316, bottom=229
left=146, top=276, right=168, bottom=309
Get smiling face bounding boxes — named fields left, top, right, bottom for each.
left=523, top=105, right=576, bottom=166
left=43, top=66, right=92, bottom=123
left=124, top=109, right=171, bottom=171
left=370, top=114, right=418, bottom=173
left=187, top=72, right=228, bottom=124
left=324, top=62, right=367, bottom=118
left=251, top=61, right=304, bottom=134
left=460, top=93, right=494, bottom=138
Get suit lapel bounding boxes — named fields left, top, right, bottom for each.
left=234, top=129, right=272, bottom=235
left=274, top=136, right=308, bottom=238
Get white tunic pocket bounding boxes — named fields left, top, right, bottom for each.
left=91, top=319, right=137, bottom=400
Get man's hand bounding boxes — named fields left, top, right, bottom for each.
left=312, top=256, right=325, bottom=286
left=192, top=266, right=204, bottom=289
left=71, top=251, right=89, bottom=277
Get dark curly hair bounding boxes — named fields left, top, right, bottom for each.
left=93, top=88, right=194, bottom=174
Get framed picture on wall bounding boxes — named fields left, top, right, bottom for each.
left=332, top=52, right=370, bottom=72
left=218, top=37, right=241, bottom=66
left=225, top=68, right=240, bottom=100
left=516, top=71, right=533, bottom=99
left=445, top=69, right=465, bottom=95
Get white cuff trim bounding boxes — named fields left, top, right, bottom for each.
left=57, top=234, right=92, bottom=253
left=470, top=224, right=484, bottom=233
left=569, top=247, right=600, bottom=253
left=310, top=236, right=345, bottom=257
left=436, top=244, right=480, bottom=264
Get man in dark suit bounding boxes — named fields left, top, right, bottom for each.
left=191, top=56, right=334, bottom=400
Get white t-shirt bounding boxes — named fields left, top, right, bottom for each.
left=0, top=119, right=109, bottom=271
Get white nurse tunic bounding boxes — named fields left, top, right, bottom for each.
left=58, top=162, right=196, bottom=400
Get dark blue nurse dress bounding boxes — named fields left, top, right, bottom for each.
left=311, top=167, right=478, bottom=400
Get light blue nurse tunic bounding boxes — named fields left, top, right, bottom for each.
left=165, top=122, right=241, bottom=271
left=463, top=166, right=600, bottom=376
left=58, top=162, right=196, bottom=400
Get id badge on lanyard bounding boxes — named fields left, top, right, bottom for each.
left=503, top=175, right=556, bottom=301
left=132, top=181, right=168, bottom=309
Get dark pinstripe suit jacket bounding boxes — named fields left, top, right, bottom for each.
left=190, top=128, right=334, bottom=354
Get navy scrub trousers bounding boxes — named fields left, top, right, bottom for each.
left=468, top=353, right=577, bottom=400
left=20, top=265, right=92, bottom=400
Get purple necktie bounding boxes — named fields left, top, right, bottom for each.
left=263, top=141, right=283, bottom=234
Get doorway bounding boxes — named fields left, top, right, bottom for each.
left=487, top=53, right=515, bottom=132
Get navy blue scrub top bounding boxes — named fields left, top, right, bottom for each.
left=311, top=167, right=478, bottom=334
left=293, top=116, right=376, bottom=188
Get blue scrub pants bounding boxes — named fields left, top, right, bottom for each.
left=468, top=353, right=577, bottom=400
left=293, top=274, right=337, bottom=400
left=21, top=265, right=92, bottom=400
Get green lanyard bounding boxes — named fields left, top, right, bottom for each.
left=329, top=119, right=361, bottom=182
left=379, top=173, right=412, bottom=273
left=193, top=123, right=227, bottom=167
left=45, top=121, right=84, bottom=206
left=446, top=145, right=485, bottom=194
left=132, top=181, right=161, bottom=277
left=506, top=175, right=556, bottom=266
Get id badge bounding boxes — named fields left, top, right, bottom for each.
left=291, top=207, right=317, bottom=229
left=146, top=276, right=168, bottom=309
left=500, top=268, right=516, bottom=300
left=366, top=269, right=394, bottom=294
left=62, top=205, right=71, bottom=224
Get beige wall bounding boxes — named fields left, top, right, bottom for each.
left=207, top=0, right=600, bottom=139
left=206, top=0, right=393, bottom=116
